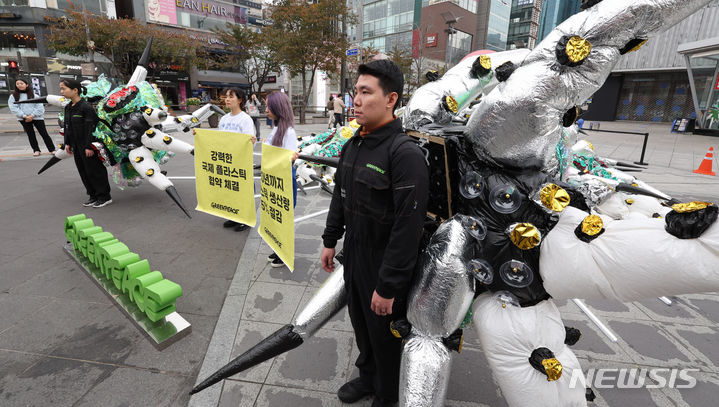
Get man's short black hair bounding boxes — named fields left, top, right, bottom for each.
left=358, top=59, right=404, bottom=110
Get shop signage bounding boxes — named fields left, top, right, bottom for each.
left=265, top=75, right=277, bottom=83
left=175, top=0, right=247, bottom=24
left=715, top=74, right=719, bottom=90
left=64, top=214, right=191, bottom=348
left=235, top=0, right=261, bottom=9
left=248, top=16, right=268, bottom=26
left=0, top=12, right=21, bottom=19
left=147, top=0, right=178, bottom=24
left=426, top=33, right=438, bottom=47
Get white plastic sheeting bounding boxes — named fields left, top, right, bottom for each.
left=540, top=206, right=719, bottom=302
left=472, top=293, right=587, bottom=407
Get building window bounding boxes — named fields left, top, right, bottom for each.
left=0, top=28, right=37, bottom=51
left=447, top=30, right=472, bottom=65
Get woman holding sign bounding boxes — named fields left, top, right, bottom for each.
left=264, top=91, right=298, bottom=268
left=219, top=87, right=256, bottom=232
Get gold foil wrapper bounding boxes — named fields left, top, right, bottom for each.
left=542, top=358, right=563, bottom=381
left=444, top=95, right=459, bottom=113
left=629, top=39, right=648, bottom=53
left=390, top=326, right=401, bottom=339
left=479, top=55, right=491, bottom=70
left=510, top=223, right=541, bottom=250
left=581, top=215, right=603, bottom=236
left=566, top=36, right=592, bottom=63
left=671, top=201, right=713, bottom=213
left=539, top=184, right=571, bottom=212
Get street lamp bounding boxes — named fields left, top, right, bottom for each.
left=442, top=11, right=458, bottom=71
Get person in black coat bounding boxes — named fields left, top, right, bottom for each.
left=321, top=60, right=429, bottom=407
left=60, top=79, right=112, bottom=208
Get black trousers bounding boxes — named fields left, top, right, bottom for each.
left=334, top=113, right=344, bottom=127
left=345, top=244, right=406, bottom=402
left=251, top=116, right=261, bottom=139
left=72, top=148, right=111, bottom=201
left=20, top=120, right=55, bottom=153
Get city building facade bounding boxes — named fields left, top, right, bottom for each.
left=584, top=1, right=719, bottom=124
left=0, top=0, right=274, bottom=106
left=474, top=0, right=511, bottom=52
left=419, top=0, right=478, bottom=66
left=536, top=0, right=579, bottom=43
left=506, top=0, right=542, bottom=50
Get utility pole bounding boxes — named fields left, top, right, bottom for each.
left=82, top=0, right=96, bottom=79
left=340, top=7, right=347, bottom=97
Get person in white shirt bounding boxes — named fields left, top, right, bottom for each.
left=218, top=87, right=256, bottom=231
left=264, top=91, right=299, bottom=268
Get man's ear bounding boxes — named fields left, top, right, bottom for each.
left=387, top=92, right=398, bottom=110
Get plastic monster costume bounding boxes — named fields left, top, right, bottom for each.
left=17, top=38, right=224, bottom=218
left=191, top=1, right=719, bottom=405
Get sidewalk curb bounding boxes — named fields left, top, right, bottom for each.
left=188, top=210, right=262, bottom=407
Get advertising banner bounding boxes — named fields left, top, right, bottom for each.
left=259, top=143, right=295, bottom=271
left=194, top=129, right=256, bottom=226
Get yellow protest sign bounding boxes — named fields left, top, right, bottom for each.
left=259, top=143, right=295, bottom=271
left=194, top=129, right=256, bottom=226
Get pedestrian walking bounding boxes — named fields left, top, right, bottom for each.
left=320, top=60, right=429, bottom=407
left=264, top=91, right=299, bottom=268
left=327, top=95, right=335, bottom=129
left=219, top=87, right=256, bottom=232
left=8, top=78, right=56, bottom=156
left=59, top=79, right=112, bottom=208
left=333, top=94, right=346, bottom=128
left=246, top=93, right=262, bottom=139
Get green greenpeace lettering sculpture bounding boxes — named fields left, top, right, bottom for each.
left=64, top=214, right=183, bottom=323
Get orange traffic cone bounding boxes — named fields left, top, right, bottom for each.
left=694, top=147, right=716, bottom=176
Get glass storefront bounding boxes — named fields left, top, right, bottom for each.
left=447, top=29, right=472, bottom=65
left=0, top=26, right=38, bottom=56
left=614, top=72, right=695, bottom=122
left=678, top=38, right=719, bottom=131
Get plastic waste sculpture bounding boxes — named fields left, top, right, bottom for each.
left=17, top=38, right=224, bottom=218
left=191, top=1, right=719, bottom=405
left=295, top=120, right=358, bottom=191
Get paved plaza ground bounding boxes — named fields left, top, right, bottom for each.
left=1, top=112, right=719, bottom=406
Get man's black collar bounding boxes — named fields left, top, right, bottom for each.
left=354, top=118, right=403, bottom=149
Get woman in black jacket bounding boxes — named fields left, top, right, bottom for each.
left=60, top=79, right=112, bottom=208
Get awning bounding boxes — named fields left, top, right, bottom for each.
left=198, top=81, right=250, bottom=89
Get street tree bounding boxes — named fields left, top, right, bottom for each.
left=212, top=23, right=281, bottom=94
left=386, top=44, right=413, bottom=102
left=266, top=0, right=355, bottom=123
left=46, top=8, right=206, bottom=82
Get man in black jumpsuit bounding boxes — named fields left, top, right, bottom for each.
left=321, top=60, right=429, bottom=406
left=63, top=87, right=112, bottom=207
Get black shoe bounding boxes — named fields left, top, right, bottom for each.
left=92, top=199, right=112, bottom=208
left=82, top=198, right=98, bottom=207
left=270, top=257, right=285, bottom=268
left=223, top=220, right=238, bottom=228
left=371, top=397, right=397, bottom=407
left=267, top=252, right=279, bottom=262
left=234, top=223, right=249, bottom=232
left=337, top=377, right=373, bottom=403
